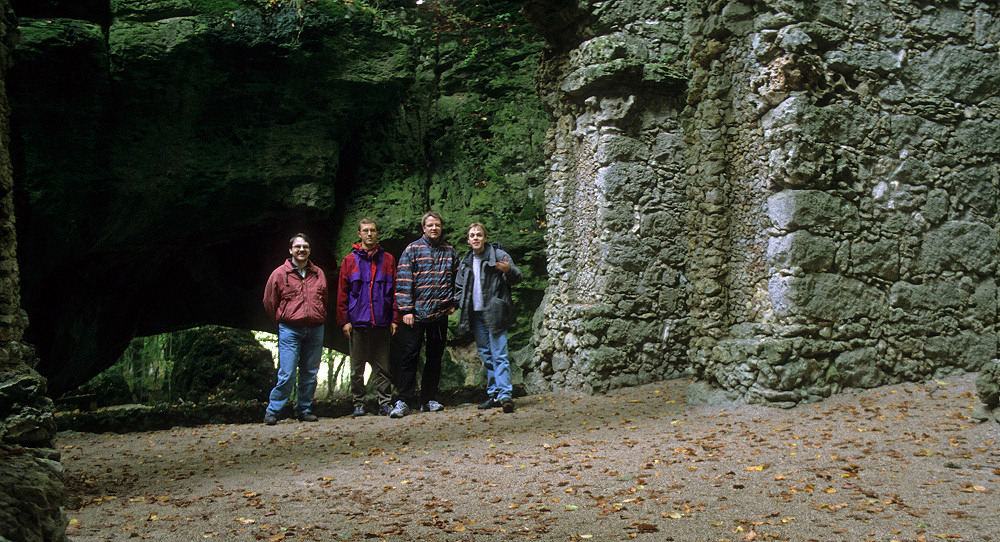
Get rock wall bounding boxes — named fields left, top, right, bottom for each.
left=0, top=0, right=68, bottom=539
left=9, top=0, right=548, bottom=395
left=525, top=0, right=1000, bottom=404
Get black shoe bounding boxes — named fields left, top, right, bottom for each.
left=352, top=405, right=366, bottom=418
left=263, top=414, right=278, bottom=426
left=501, top=400, right=514, bottom=413
left=478, top=398, right=501, bottom=410
left=298, top=412, right=319, bottom=422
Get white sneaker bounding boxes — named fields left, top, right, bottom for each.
left=389, top=400, right=409, bottom=418
left=423, top=400, right=444, bottom=412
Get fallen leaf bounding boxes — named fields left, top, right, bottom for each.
left=632, top=522, right=658, bottom=533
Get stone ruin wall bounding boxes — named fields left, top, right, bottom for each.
left=0, top=0, right=67, bottom=539
left=525, top=0, right=1000, bottom=405
left=526, top=0, right=692, bottom=394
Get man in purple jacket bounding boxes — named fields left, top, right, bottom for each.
left=336, top=218, right=400, bottom=417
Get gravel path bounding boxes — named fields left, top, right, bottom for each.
left=60, top=373, right=1000, bottom=541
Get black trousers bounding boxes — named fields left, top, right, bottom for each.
left=397, top=317, right=447, bottom=405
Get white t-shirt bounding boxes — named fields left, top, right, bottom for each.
left=472, top=252, right=485, bottom=311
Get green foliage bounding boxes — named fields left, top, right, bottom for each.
left=331, top=0, right=550, bottom=348
left=188, top=0, right=257, bottom=16
left=72, top=334, right=176, bottom=406
left=187, top=0, right=380, bottom=19
left=71, top=327, right=276, bottom=407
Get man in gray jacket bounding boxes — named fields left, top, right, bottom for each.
left=456, top=223, right=522, bottom=413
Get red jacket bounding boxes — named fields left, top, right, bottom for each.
left=263, top=259, right=328, bottom=327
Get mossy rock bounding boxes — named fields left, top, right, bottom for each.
left=170, top=326, right=275, bottom=403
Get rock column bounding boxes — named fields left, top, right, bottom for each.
left=0, top=0, right=68, bottom=539
left=525, top=0, right=691, bottom=393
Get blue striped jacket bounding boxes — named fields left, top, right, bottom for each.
left=395, top=235, right=459, bottom=321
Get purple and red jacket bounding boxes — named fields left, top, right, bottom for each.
left=336, top=244, right=400, bottom=328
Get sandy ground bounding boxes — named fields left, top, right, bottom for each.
left=59, top=373, right=1000, bottom=541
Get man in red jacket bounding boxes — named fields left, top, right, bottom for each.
left=262, top=233, right=328, bottom=425
left=337, top=218, right=400, bottom=417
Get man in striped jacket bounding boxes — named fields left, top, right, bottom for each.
left=390, top=211, right=459, bottom=418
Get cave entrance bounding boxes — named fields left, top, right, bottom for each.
left=55, top=326, right=353, bottom=412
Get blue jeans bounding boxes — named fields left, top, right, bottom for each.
left=267, top=323, right=324, bottom=417
left=472, top=312, right=511, bottom=402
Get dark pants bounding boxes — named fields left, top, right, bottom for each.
left=397, top=317, right=447, bottom=406
left=349, top=326, right=393, bottom=408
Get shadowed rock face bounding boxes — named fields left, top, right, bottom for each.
left=9, top=0, right=548, bottom=397
left=10, top=4, right=409, bottom=395
left=1, top=1, right=69, bottom=540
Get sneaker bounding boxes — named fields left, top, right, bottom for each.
left=378, top=403, right=393, bottom=416
left=389, top=400, right=409, bottom=418
left=422, top=400, right=444, bottom=412
left=501, top=400, right=514, bottom=413
left=298, top=412, right=319, bottom=422
left=478, top=398, right=501, bottom=410
left=263, top=414, right=278, bottom=426
left=352, top=405, right=366, bottom=418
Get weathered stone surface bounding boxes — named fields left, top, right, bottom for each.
left=833, top=348, right=888, bottom=389
left=0, top=370, right=58, bottom=445
left=976, top=360, right=1000, bottom=409
left=525, top=0, right=1000, bottom=406
left=1, top=0, right=68, bottom=538
left=769, top=273, right=885, bottom=321
left=0, top=447, right=67, bottom=542
left=917, top=221, right=997, bottom=275
left=768, top=231, right=835, bottom=273
left=767, top=190, right=860, bottom=234
left=903, top=46, right=1000, bottom=103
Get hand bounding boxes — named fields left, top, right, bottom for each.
left=495, top=257, right=511, bottom=274
left=390, top=322, right=398, bottom=336
left=446, top=306, right=456, bottom=315
left=403, top=313, right=415, bottom=327
left=342, top=323, right=352, bottom=339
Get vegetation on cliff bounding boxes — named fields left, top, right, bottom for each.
left=10, top=0, right=549, bottom=394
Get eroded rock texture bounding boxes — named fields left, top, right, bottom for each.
left=524, top=0, right=1000, bottom=405
left=0, top=0, right=68, bottom=540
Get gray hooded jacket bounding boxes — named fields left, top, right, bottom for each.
left=456, top=242, right=522, bottom=334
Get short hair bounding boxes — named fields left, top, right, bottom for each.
left=289, top=233, right=311, bottom=248
left=467, top=222, right=488, bottom=238
left=421, top=210, right=444, bottom=227
left=358, top=217, right=378, bottom=231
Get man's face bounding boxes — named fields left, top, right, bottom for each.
left=358, top=223, right=379, bottom=250
left=468, top=227, right=486, bottom=254
left=423, top=216, right=443, bottom=242
left=289, top=237, right=311, bottom=266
